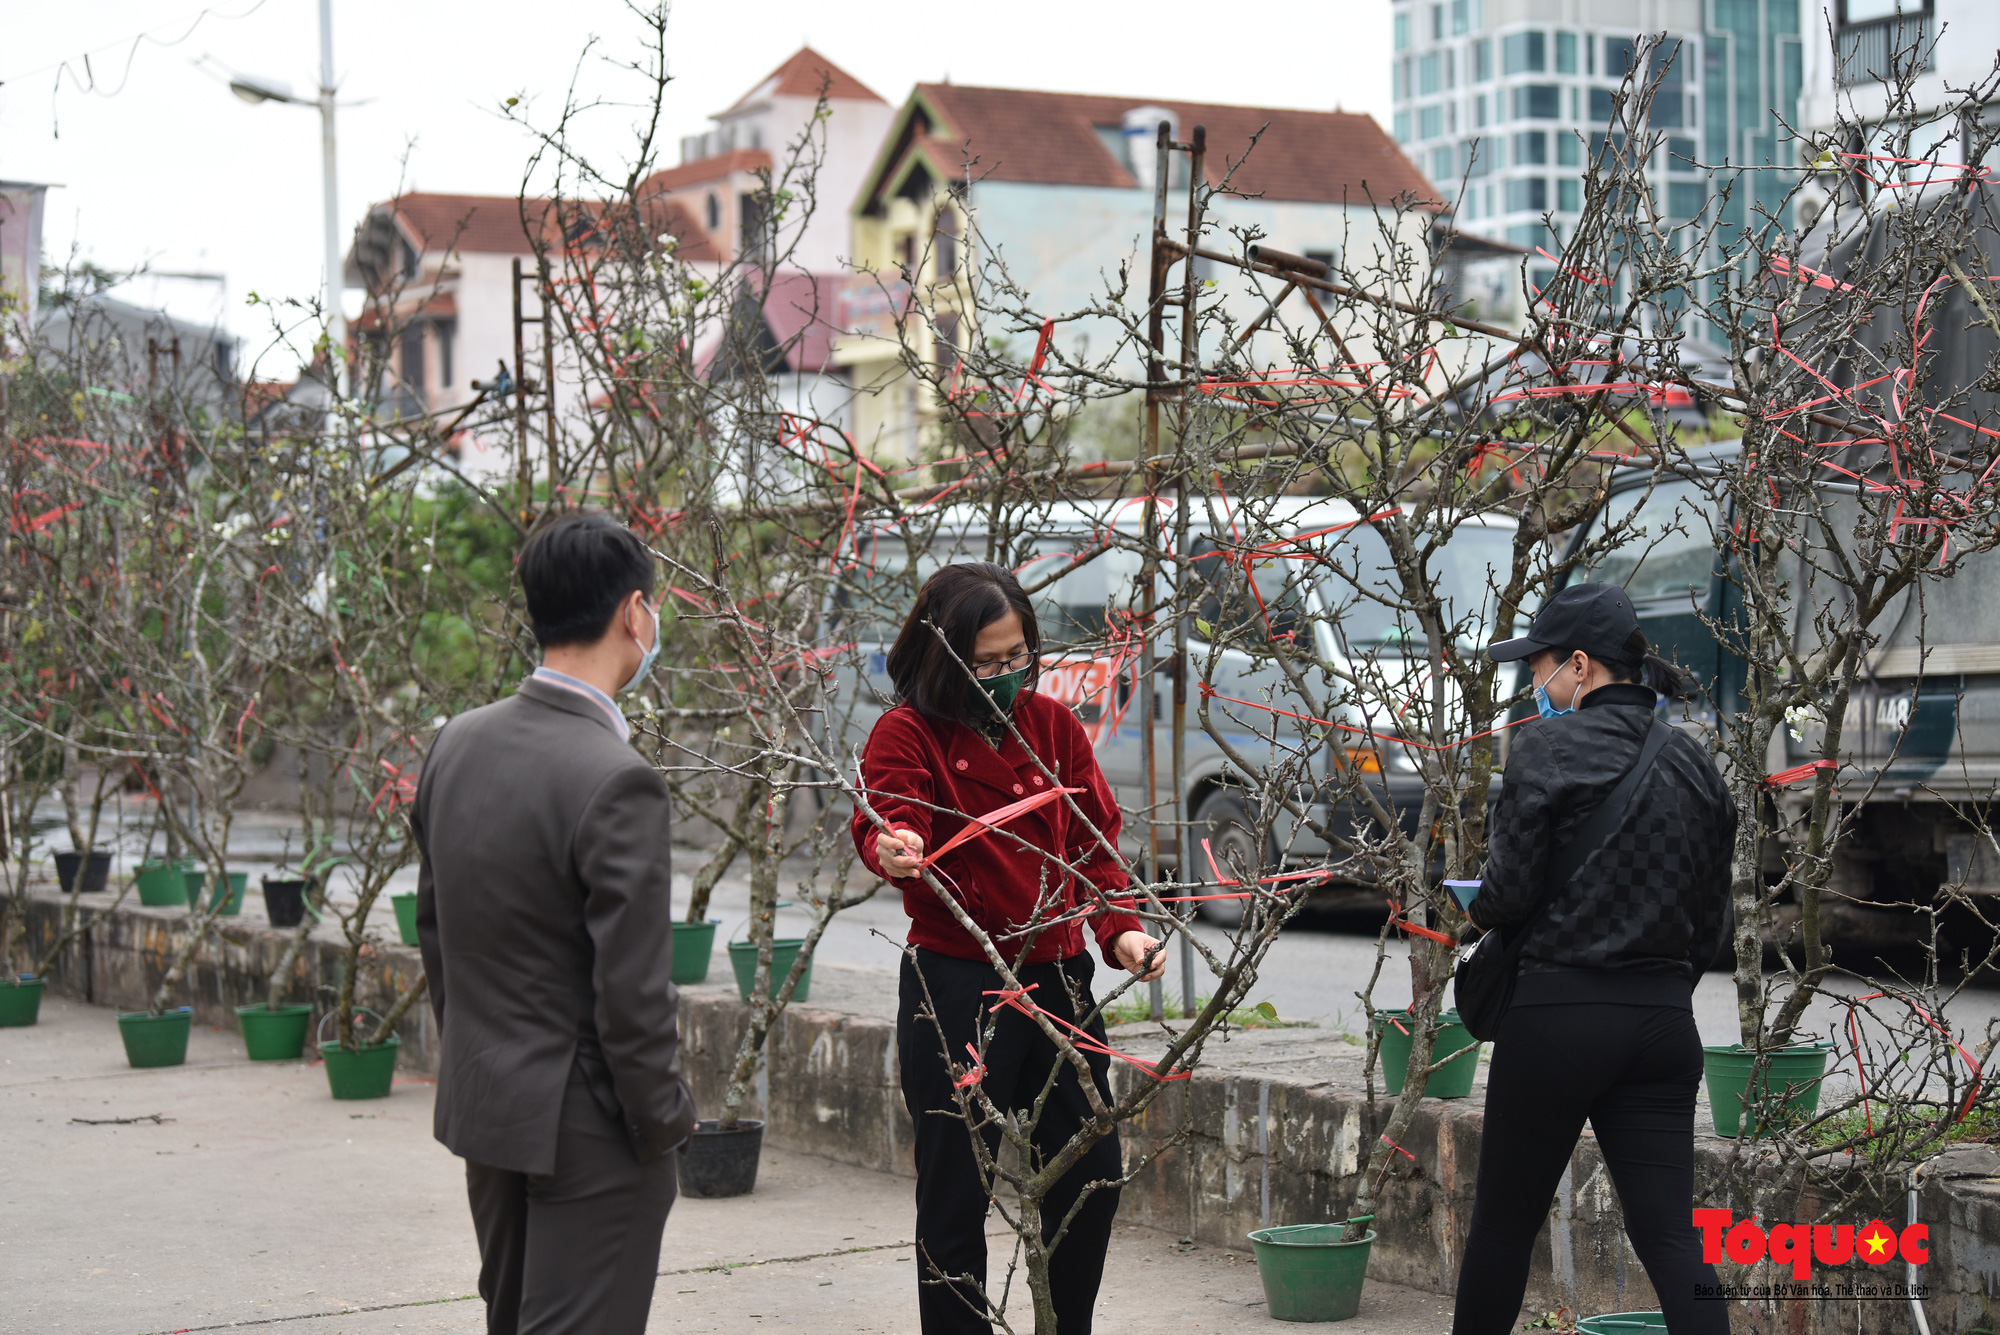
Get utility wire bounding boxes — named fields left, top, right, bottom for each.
left=1, top=0, right=271, bottom=137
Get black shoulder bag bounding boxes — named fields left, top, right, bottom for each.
left=1453, top=718, right=1671, bottom=1041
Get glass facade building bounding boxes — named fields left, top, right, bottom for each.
left=1392, top=1, right=1798, bottom=247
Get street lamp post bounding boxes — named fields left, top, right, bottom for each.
left=231, top=0, right=343, bottom=395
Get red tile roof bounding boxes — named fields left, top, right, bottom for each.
left=727, top=46, right=885, bottom=111
left=636, top=150, right=773, bottom=196
left=378, top=193, right=552, bottom=256
left=871, top=84, right=1434, bottom=208
left=543, top=194, right=721, bottom=265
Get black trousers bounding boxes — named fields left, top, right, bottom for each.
left=899, top=948, right=1124, bottom=1335
left=464, top=1066, right=678, bottom=1335
left=1451, top=1002, right=1729, bottom=1335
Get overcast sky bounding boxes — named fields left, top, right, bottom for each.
left=2, top=0, right=1391, bottom=374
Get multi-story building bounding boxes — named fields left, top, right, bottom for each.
left=1798, top=0, right=1999, bottom=212
left=1390, top=0, right=1724, bottom=317
left=658, top=47, right=895, bottom=272
left=837, top=83, right=1436, bottom=464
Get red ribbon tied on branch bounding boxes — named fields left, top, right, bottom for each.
left=918, top=785, right=1085, bottom=868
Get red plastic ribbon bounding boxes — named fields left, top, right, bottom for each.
left=919, top=786, right=1084, bottom=868
left=984, top=983, right=1190, bottom=1083
left=1763, top=759, right=1836, bottom=788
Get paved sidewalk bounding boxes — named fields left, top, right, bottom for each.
left=4, top=994, right=1457, bottom=1334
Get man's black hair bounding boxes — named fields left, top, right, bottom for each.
left=1547, top=628, right=1697, bottom=701
left=887, top=563, right=1040, bottom=729
left=517, top=512, right=657, bottom=648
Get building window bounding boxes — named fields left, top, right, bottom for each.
left=1556, top=133, right=1581, bottom=167
left=740, top=191, right=772, bottom=265
left=1558, top=178, right=1580, bottom=212
left=934, top=311, right=960, bottom=378
left=1463, top=138, right=1490, bottom=176
left=1452, top=0, right=1469, bottom=34
left=935, top=206, right=959, bottom=277
left=1393, top=61, right=1406, bottom=101
left=1590, top=87, right=1616, bottom=123
left=1420, top=105, right=1444, bottom=140
left=1835, top=2, right=1935, bottom=84
left=1606, top=36, right=1636, bottom=77
left=1394, top=110, right=1412, bottom=143
left=1394, top=10, right=1410, bottom=51
left=1555, top=31, right=1577, bottom=73
left=401, top=324, right=427, bottom=398
left=1505, top=177, right=1548, bottom=212
left=1419, top=53, right=1442, bottom=96
left=1444, top=47, right=1456, bottom=89
left=1432, top=145, right=1455, bottom=182
left=1475, top=93, right=1487, bottom=127
left=1448, top=100, right=1458, bottom=133
left=1514, top=85, right=1560, bottom=119
left=705, top=191, right=720, bottom=232
left=1514, top=130, right=1548, bottom=164
left=898, top=232, right=917, bottom=271
left=1668, top=136, right=1698, bottom=171
left=1473, top=39, right=1492, bottom=82
left=1667, top=181, right=1707, bottom=217
left=1503, top=31, right=1546, bottom=75
left=438, top=319, right=455, bottom=388
left=1432, top=4, right=1444, bottom=40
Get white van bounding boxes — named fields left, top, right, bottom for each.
left=826, top=497, right=1520, bottom=914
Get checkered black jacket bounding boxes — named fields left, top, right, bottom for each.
left=1475, top=683, right=1736, bottom=980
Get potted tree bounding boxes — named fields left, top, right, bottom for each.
left=236, top=833, right=342, bottom=1062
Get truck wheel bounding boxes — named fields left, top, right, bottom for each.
left=1195, top=792, right=1270, bottom=928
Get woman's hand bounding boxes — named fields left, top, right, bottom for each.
left=1112, top=930, right=1166, bottom=981
left=876, top=828, right=925, bottom=879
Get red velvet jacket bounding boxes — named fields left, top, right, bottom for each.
left=851, top=691, right=1141, bottom=966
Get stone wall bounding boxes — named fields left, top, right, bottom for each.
left=24, top=889, right=1997, bottom=1332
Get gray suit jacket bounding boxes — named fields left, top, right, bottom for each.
left=413, top=674, right=696, bottom=1175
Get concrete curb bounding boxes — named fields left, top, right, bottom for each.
left=23, top=890, right=1991, bottom=1331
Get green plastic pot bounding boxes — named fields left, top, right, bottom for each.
left=117, top=1009, right=193, bottom=1068
left=672, top=920, right=721, bottom=984
left=1577, top=1313, right=1666, bottom=1334
left=182, top=867, right=207, bottom=908
left=321, top=1035, right=401, bottom=1099
left=236, top=1003, right=313, bottom=1061
left=202, top=871, right=247, bottom=917
left=0, top=976, right=46, bottom=1027
left=134, top=860, right=189, bottom=908
left=728, top=938, right=813, bottom=1003
left=390, top=892, right=419, bottom=946
left=1702, top=1044, right=1832, bottom=1137
left=1372, top=1008, right=1480, bottom=1099
left=1248, top=1224, right=1376, bottom=1322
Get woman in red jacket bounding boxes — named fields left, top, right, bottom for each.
left=851, top=561, right=1163, bottom=1335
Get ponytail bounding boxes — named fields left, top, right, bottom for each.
left=1593, top=628, right=1696, bottom=700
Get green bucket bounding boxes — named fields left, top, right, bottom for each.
left=1248, top=1224, right=1376, bottom=1322
left=391, top=892, right=419, bottom=946
left=728, top=938, right=813, bottom=1003
left=321, top=1035, right=401, bottom=1099
left=0, top=976, right=46, bottom=1027
left=134, top=861, right=189, bottom=908
left=117, top=1009, right=193, bottom=1068
left=201, top=872, right=247, bottom=917
left=1577, top=1313, right=1667, bottom=1334
left=236, top=1003, right=313, bottom=1061
left=672, top=920, right=721, bottom=984
left=1372, top=1008, right=1480, bottom=1098
left=1702, top=1044, right=1831, bottom=1137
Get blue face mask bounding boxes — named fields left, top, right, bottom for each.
left=620, top=600, right=661, bottom=695
left=1533, top=662, right=1580, bottom=720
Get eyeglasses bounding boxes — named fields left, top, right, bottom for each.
left=971, top=650, right=1035, bottom=680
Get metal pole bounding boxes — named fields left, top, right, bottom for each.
left=1141, top=121, right=1172, bottom=1023
left=512, top=257, right=530, bottom=517
left=1174, top=125, right=1205, bottom=1018
left=540, top=257, right=557, bottom=505
left=317, top=0, right=344, bottom=398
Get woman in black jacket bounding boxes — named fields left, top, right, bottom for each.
left=1453, top=583, right=1735, bottom=1335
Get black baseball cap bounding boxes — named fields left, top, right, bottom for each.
left=1487, top=582, right=1642, bottom=665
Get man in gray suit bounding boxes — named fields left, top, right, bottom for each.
left=414, top=512, right=695, bottom=1335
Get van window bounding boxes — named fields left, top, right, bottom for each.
left=1189, top=535, right=1314, bottom=647
left=1020, top=540, right=1147, bottom=647
left=1585, top=479, right=1718, bottom=601
left=1317, top=522, right=1519, bottom=650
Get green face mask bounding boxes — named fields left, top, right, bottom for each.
left=979, top=668, right=1028, bottom=715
